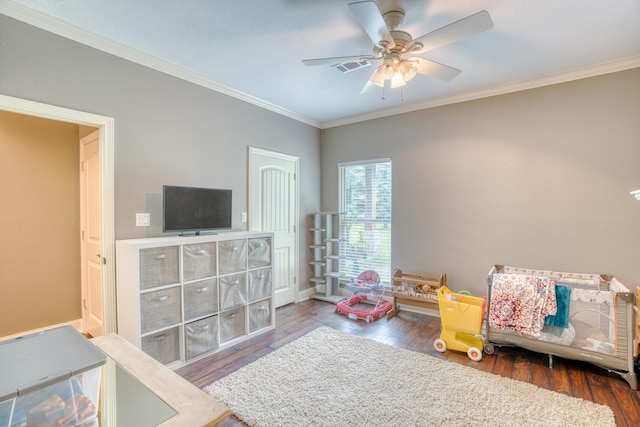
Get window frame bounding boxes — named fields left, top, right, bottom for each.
left=338, top=158, right=392, bottom=286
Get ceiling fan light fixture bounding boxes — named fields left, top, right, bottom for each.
left=390, top=71, right=406, bottom=88
left=380, top=59, right=395, bottom=79
left=305, top=3, right=494, bottom=97
left=398, top=60, right=418, bottom=82
left=403, top=67, right=417, bottom=82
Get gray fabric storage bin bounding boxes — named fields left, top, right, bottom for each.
left=183, top=242, right=216, bottom=281
left=140, top=246, right=180, bottom=290
left=248, top=268, right=272, bottom=302
left=249, top=300, right=272, bottom=333
left=248, top=237, right=271, bottom=268
left=219, top=273, right=248, bottom=310
left=220, top=307, right=246, bottom=343
left=218, top=239, right=247, bottom=275
left=141, top=327, right=180, bottom=365
left=184, top=278, right=218, bottom=321
left=185, top=315, right=219, bottom=360
left=140, top=286, right=182, bottom=334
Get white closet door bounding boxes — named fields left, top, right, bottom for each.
left=248, top=147, right=298, bottom=307
left=81, top=129, right=103, bottom=337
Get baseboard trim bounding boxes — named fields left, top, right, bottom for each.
left=397, top=304, right=440, bottom=318
left=298, top=286, right=317, bottom=301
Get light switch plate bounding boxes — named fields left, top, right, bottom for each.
left=241, top=212, right=247, bottom=223
left=136, top=213, right=150, bottom=227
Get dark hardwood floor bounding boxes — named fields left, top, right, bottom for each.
left=176, top=299, right=640, bottom=427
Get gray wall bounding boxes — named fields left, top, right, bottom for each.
left=0, top=15, right=321, bottom=291
left=322, top=69, right=640, bottom=294
left=3, top=14, right=639, bottom=300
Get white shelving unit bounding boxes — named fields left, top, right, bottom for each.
left=309, top=212, right=345, bottom=303
left=115, top=231, right=274, bottom=368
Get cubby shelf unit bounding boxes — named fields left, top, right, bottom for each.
left=309, top=212, right=345, bottom=303
left=115, top=231, right=274, bottom=369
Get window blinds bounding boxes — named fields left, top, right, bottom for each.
left=338, top=160, right=392, bottom=284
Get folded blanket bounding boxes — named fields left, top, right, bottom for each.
left=489, top=273, right=557, bottom=337
left=544, top=284, right=571, bottom=328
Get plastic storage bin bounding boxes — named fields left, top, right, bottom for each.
left=0, top=326, right=106, bottom=427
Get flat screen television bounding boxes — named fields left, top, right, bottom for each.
left=163, top=185, right=232, bottom=235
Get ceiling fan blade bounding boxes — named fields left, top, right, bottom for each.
left=348, top=1, right=395, bottom=49
left=360, top=66, right=388, bottom=94
left=411, top=10, right=493, bottom=53
left=414, top=58, right=461, bottom=81
left=302, top=55, right=370, bottom=66
left=360, top=78, right=379, bottom=94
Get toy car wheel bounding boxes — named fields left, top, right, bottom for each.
left=467, top=347, right=483, bottom=361
left=484, top=344, right=495, bottom=355
left=434, top=339, right=447, bottom=353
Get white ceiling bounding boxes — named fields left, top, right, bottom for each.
left=3, top=0, right=640, bottom=128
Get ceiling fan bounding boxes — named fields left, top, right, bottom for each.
left=303, top=1, right=493, bottom=95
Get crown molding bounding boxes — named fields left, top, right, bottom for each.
left=3, top=1, right=637, bottom=131
left=0, top=1, right=322, bottom=128
left=322, top=56, right=640, bottom=128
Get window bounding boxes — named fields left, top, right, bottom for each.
left=339, top=159, right=392, bottom=285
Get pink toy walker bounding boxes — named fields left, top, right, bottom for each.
left=336, top=270, right=392, bottom=322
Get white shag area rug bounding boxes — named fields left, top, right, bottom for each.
left=205, top=327, right=615, bottom=427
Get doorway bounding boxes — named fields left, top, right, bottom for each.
left=0, top=94, right=116, bottom=335
left=248, top=147, right=299, bottom=307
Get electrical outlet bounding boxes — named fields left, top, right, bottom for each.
left=241, top=212, right=247, bottom=223
left=136, top=213, right=150, bottom=227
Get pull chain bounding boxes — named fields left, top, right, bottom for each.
left=379, top=85, right=406, bottom=101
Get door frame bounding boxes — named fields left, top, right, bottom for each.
left=0, top=94, right=116, bottom=335
left=248, top=146, right=299, bottom=305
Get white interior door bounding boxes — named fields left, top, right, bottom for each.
left=249, top=147, right=298, bottom=307
left=81, top=130, right=103, bottom=337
